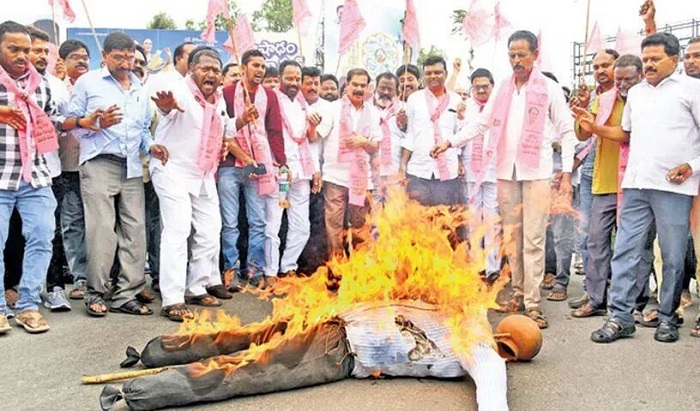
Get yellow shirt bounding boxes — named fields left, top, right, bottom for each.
left=576, top=94, right=625, bottom=195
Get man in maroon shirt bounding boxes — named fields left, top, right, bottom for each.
left=219, top=49, right=286, bottom=289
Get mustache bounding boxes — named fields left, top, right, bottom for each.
left=645, top=68, right=657, bottom=73
left=353, top=90, right=364, bottom=96
left=513, top=64, right=524, bottom=70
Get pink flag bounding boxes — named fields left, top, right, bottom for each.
left=49, top=0, right=76, bottom=23
left=462, top=0, right=496, bottom=47
left=47, top=43, right=59, bottom=76
left=585, top=21, right=605, bottom=53
left=202, top=0, right=230, bottom=44
left=338, top=0, right=366, bottom=56
left=402, top=0, right=420, bottom=50
left=292, top=0, right=313, bottom=36
left=493, top=1, right=511, bottom=40
left=223, top=13, right=256, bottom=59
left=615, top=27, right=643, bottom=56
left=536, top=30, right=553, bottom=73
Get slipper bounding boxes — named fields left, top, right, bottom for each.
left=527, top=308, right=549, bottom=329
left=0, top=314, right=11, bottom=334
left=160, top=304, right=194, bottom=322
left=136, top=288, right=156, bottom=304
left=110, top=299, right=153, bottom=316
left=541, top=273, right=555, bottom=290
left=547, top=288, right=568, bottom=301
left=85, top=295, right=108, bottom=317
left=639, top=309, right=659, bottom=328
left=691, top=319, right=700, bottom=338
left=185, top=294, right=222, bottom=307
left=14, top=310, right=50, bottom=334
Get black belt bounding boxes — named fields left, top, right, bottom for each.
left=95, top=154, right=127, bottom=163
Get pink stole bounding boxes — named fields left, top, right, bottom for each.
left=185, top=75, right=223, bottom=176
left=233, top=83, right=276, bottom=195
left=277, top=90, right=315, bottom=177
left=468, top=99, right=487, bottom=174
left=0, top=65, right=59, bottom=182
left=424, top=90, right=451, bottom=181
left=339, top=96, right=372, bottom=206
left=379, top=100, right=399, bottom=170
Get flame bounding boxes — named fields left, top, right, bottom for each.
left=177, top=187, right=508, bottom=379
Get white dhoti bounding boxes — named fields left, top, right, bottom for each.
left=264, top=179, right=311, bottom=276
left=152, top=171, right=222, bottom=307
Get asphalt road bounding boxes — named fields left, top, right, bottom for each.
left=2, top=275, right=700, bottom=411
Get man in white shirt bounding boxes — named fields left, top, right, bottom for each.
left=400, top=56, right=463, bottom=207
left=316, top=68, right=381, bottom=258
left=433, top=30, right=577, bottom=329
left=373, top=71, right=404, bottom=202
left=263, top=60, right=320, bottom=281
left=576, top=33, right=700, bottom=343
left=462, top=68, right=500, bottom=279
left=150, top=47, right=236, bottom=321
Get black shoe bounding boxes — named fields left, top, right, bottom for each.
left=591, top=319, right=635, bottom=343
left=206, top=285, right=233, bottom=300
left=654, top=321, right=679, bottom=343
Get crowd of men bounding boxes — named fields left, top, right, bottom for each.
left=1, top=4, right=700, bottom=345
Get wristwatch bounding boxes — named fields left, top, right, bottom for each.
left=75, top=115, right=84, bottom=129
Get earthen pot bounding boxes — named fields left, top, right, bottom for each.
left=495, top=314, right=543, bottom=362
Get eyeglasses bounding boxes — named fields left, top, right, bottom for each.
left=471, top=85, right=491, bottom=91
left=109, top=54, right=136, bottom=63
left=67, top=54, right=90, bottom=62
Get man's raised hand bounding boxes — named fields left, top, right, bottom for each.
left=571, top=106, right=595, bottom=133
left=151, top=91, right=184, bottom=114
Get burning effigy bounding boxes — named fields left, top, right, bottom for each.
left=95, top=190, right=541, bottom=411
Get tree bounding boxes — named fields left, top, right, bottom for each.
left=147, top=12, right=177, bottom=30
left=252, top=0, right=293, bottom=33
left=196, top=0, right=242, bottom=31
left=184, top=19, right=196, bottom=31
left=417, top=45, right=447, bottom=67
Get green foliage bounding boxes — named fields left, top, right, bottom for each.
left=184, top=19, right=196, bottom=31
left=252, top=0, right=293, bottom=33
left=196, top=0, right=241, bottom=31
left=417, top=45, right=447, bottom=67
left=147, top=12, right=177, bottom=30
left=451, top=9, right=467, bottom=36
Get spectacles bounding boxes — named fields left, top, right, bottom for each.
left=471, top=85, right=491, bottom=91
left=109, top=54, right=136, bottom=63
left=67, top=54, right=89, bottom=62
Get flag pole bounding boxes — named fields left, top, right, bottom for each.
left=580, top=0, right=592, bottom=84
left=296, top=30, right=305, bottom=65
left=50, top=2, right=60, bottom=45
left=80, top=0, right=102, bottom=53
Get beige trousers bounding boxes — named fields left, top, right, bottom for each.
left=497, top=179, right=551, bottom=310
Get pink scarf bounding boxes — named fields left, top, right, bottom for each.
left=339, top=96, right=372, bottom=206
left=468, top=98, right=487, bottom=173
left=424, top=89, right=451, bottom=181
left=277, top=89, right=315, bottom=177
left=379, top=99, right=399, bottom=169
left=233, top=83, right=276, bottom=195
left=185, top=74, right=223, bottom=176
left=0, top=65, right=58, bottom=182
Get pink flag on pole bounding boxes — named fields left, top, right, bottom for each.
left=585, top=21, right=605, bottom=53
left=338, top=0, right=366, bottom=56
left=223, top=13, right=256, bottom=59
left=462, top=0, right=496, bottom=47
left=536, top=30, right=553, bottom=73
left=202, top=0, right=230, bottom=44
left=292, top=0, right=313, bottom=36
left=47, top=43, right=59, bottom=76
left=402, top=0, right=421, bottom=50
left=615, top=27, right=643, bottom=56
left=493, top=1, right=511, bottom=40
left=49, top=0, right=76, bottom=23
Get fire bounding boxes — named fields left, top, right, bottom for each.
left=176, top=187, right=508, bottom=378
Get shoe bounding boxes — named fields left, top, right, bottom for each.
left=5, top=288, right=19, bottom=309
left=42, top=287, right=72, bottom=312
left=654, top=321, right=679, bottom=343
left=633, top=310, right=643, bottom=324
left=206, top=285, right=232, bottom=300
left=136, top=288, right=156, bottom=304
left=263, top=276, right=278, bottom=289
left=571, top=302, right=606, bottom=318
left=0, top=314, right=10, bottom=334
left=227, top=276, right=243, bottom=293
left=591, top=319, right=635, bottom=343
left=69, top=280, right=87, bottom=300
left=568, top=293, right=589, bottom=309
left=14, top=310, right=50, bottom=334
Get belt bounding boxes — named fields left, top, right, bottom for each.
left=95, top=154, right=127, bottom=163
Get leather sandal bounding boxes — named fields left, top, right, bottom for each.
left=160, top=304, right=194, bottom=322
left=572, top=303, right=606, bottom=318
left=109, top=299, right=153, bottom=315
left=14, top=310, right=50, bottom=334
left=185, top=294, right=222, bottom=307
left=547, top=287, right=568, bottom=301
left=591, top=319, right=635, bottom=343
left=527, top=308, right=549, bottom=329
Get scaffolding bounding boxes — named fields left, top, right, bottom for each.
left=571, top=18, right=700, bottom=85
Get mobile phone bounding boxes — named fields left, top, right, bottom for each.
left=244, top=164, right=267, bottom=176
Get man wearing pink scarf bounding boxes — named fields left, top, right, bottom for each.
left=433, top=30, right=577, bottom=329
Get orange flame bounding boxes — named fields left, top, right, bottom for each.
left=178, top=187, right=508, bottom=378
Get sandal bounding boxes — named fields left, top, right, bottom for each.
left=690, top=319, right=700, bottom=338
left=496, top=294, right=525, bottom=313
left=136, top=288, right=156, bottom=304
left=591, top=319, right=635, bottom=343
left=14, top=310, right=50, bottom=334
left=639, top=309, right=659, bottom=328
left=541, top=273, right=555, bottom=290
left=109, top=299, right=153, bottom=316
left=527, top=308, right=549, bottom=329
left=85, top=295, right=108, bottom=317
left=160, top=304, right=194, bottom=322
left=185, top=294, right=222, bottom=307
left=547, top=287, right=568, bottom=301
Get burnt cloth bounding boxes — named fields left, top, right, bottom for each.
left=101, top=321, right=352, bottom=411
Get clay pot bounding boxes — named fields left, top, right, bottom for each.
left=495, top=314, right=543, bottom=362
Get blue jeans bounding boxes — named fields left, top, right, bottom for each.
left=217, top=166, right=266, bottom=279
left=578, top=174, right=593, bottom=279
left=609, top=189, right=692, bottom=326
left=59, top=172, right=87, bottom=284
left=0, top=182, right=56, bottom=314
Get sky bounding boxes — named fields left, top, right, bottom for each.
left=6, top=0, right=700, bottom=86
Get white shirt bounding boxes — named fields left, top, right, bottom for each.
left=151, top=85, right=236, bottom=196
left=461, top=98, right=496, bottom=183
left=317, top=99, right=382, bottom=189
left=378, top=104, right=405, bottom=177
left=45, top=74, right=70, bottom=177
left=308, top=98, right=331, bottom=173
left=450, top=76, right=576, bottom=181
left=621, top=73, right=700, bottom=196
left=145, top=68, right=185, bottom=97
left=403, top=89, right=463, bottom=180
left=278, top=91, right=312, bottom=180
